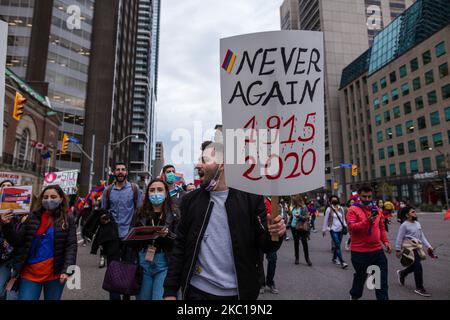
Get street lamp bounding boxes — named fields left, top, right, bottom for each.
left=102, top=134, right=138, bottom=180
left=428, top=147, right=449, bottom=209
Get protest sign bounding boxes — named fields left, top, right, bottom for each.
left=220, top=31, right=325, bottom=196
left=0, top=185, right=33, bottom=214
left=44, top=170, right=78, bottom=195
left=0, top=172, right=22, bottom=185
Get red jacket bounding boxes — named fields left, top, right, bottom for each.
left=347, top=204, right=389, bottom=253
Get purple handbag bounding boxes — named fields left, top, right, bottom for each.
left=102, top=260, right=143, bottom=296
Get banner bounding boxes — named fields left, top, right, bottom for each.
left=220, top=31, right=325, bottom=196
left=43, top=170, right=79, bottom=195
left=0, top=185, right=33, bottom=214
left=0, top=172, right=22, bottom=185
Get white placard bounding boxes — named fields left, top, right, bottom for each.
left=43, top=170, right=79, bottom=195
left=220, top=31, right=325, bottom=196
left=0, top=171, right=22, bottom=185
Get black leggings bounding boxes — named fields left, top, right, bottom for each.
left=400, top=250, right=424, bottom=290
left=290, top=227, right=309, bottom=260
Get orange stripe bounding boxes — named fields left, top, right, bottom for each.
left=227, top=54, right=236, bottom=73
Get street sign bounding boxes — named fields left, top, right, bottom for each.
left=339, top=163, right=353, bottom=168
left=220, top=31, right=325, bottom=196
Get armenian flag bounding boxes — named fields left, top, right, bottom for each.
left=222, top=49, right=236, bottom=74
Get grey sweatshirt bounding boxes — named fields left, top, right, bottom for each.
left=190, top=189, right=238, bottom=296
left=395, top=220, right=431, bottom=251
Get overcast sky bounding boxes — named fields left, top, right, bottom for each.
left=157, top=0, right=283, bottom=182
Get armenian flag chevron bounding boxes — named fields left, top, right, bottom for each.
left=222, top=49, right=236, bottom=74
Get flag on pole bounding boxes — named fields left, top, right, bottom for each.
left=69, top=136, right=80, bottom=144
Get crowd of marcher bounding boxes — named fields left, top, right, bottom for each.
left=0, top=140, right=438, bottom=300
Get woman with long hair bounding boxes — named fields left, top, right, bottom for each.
left=132, top=179, right=178, bottom=300
left=0, top=185, right=77, bottom=300
left=290, top=195, right=312, bottom=266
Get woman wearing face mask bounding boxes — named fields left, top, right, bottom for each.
left=395, top=206, right=434, bottom=297
left=0, top=185, right=77, bottom=300
left=131, top=179, right=178, bottom=300
left=322, top=196, right=348, bottom=269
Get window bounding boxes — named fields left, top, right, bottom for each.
left=419, top=136, right=429, bottom=150
left=377, top=131, right=383, bottom=142
left=418, top=116, right=426, bottom=130
left=378, top=148, right=385, bottom=160
left=422, top=157, right=431, bottom=171
left=422, top=50, right=432, bottom=65
left=439, top=63, right=449, bottom=78
left=375, top=114, right=382, bottom=126
left=430, top=111, right=440, bottom=126
left=432, top=132, right=443, bottom=147
left=380, top=77, right=387, bottom=88
left=413, top=77, right=421, bottom=91
left=17, top=129, right=30, bottom=161
left=401, top=83, right=410, bottom=96
left=399, top=65, right=407, bottom=78
left=386, top=128, right=393, bottom=140
left=392, top=88, right=399, bottom=101
left=389, top=163, right=396, bottom=176
left=442, top=84, right=450, bottom=100
left=406, top=120, right=414, bottom=133
left=373, top=98, right=380, bottom=109
left=380, top=166, right=387, bottom=177
left=393, top=106, right=400, bottom=119
left=425, top=70, right=434, bottom=85
left=410, top=160, right=418, bottom=173
left=382, top=93, right=389, bottom=105
left=428, top=91, right=437, bottom=105
left=404, top=102, right=412, bottom=114
left=410, top=58, right=419, bottom=72
left=436, top=155, right=446, bottom=169
left=408, top=140, right=416, bottom=153
left=395, top=124, right=403, bottom=137
left=400, top=162, right=407, bottom=175
left=398, top=143, right=405, bottom=155
left=415, top=96, right=424, bottom=110
left=372, top=82, right=378, bottom=94
left=435, top=41, right=446, bottom=57
left=390, top=71, right=397, bottom=83
left=384, top=110, right=391, bottom=122
left=445, top=107, right=450, bottom=121
left=387, top=146, right=395, bottom=158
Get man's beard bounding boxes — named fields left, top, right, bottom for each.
left=116, top=175, right=127, bottom=182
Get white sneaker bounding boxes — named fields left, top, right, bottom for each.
left=345, top=241, right=350, bottom=251
left=341, top=262, right=348, bottom=269
left=333, top=259, right=341, bottom=266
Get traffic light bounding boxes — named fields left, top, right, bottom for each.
left=333, top=182, right=339, bottom=190
left=352, top=164, right=358, bottom=177
left=12, top=92, right=26, bottom=121
left=61, top=133, right=70, bottom=155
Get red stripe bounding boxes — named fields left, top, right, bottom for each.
left=222, top=50, right=231, bottom=69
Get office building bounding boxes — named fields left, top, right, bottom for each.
left=129, top=0, right=160, bottom=186
left=339, top=0, right=450, bottom=206
left=280, top=0, right=299, bottom=30
left=152, top=141, right=164, bottom=178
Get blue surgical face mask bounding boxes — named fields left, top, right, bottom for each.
left=149, top=193, right=165, bottom=205
left=42, top=199, right=62, bottom=211
left=166, top=172, right=176, bottom=184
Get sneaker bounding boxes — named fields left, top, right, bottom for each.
left=259, top=286, right=266, bottom=295
left=345, top=241, right=350, bottom=251
left=306, top=259, right=312, bottom=266
left=414, top=289, right=431, bottom=297
left=333, top=259, right=341, bottom=266
left=82, top=241, right=87, bottom=247
left=341, top=262, right=348, bottom=269
left=285, top=236, right=290, bottom=241
left=268, top=285, right=279, bottom=294
left=397, top=270, right=405, bottom=286
left=312, top=229, right=317, bottom=233
left=99, top=256, right=106, bottom=269
left=295, top=258, right=299, bottom=265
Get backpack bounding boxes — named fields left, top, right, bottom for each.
left=105, top=183, right=139, bottom=211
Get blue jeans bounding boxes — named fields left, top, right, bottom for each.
left=330, top=231, right=344, bottom=263
left=137, top=251, right=168, bottom=300
left=265, top=252, right=277, bottom=286
left=18, top=278, right=65, bottom=300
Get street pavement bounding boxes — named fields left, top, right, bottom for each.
left=63, top=212, right=450, bottom=300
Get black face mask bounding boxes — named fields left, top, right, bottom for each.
left=331, top=201, right=339, bottom=205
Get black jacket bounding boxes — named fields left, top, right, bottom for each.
left=163, top=188, right=283, bottom=300
left=83, top=209, right=121, bottom=257
left=1, top=210, right=77, bottom=275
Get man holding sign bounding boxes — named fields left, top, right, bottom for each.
left=164, top=142, right=285, bottom=300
